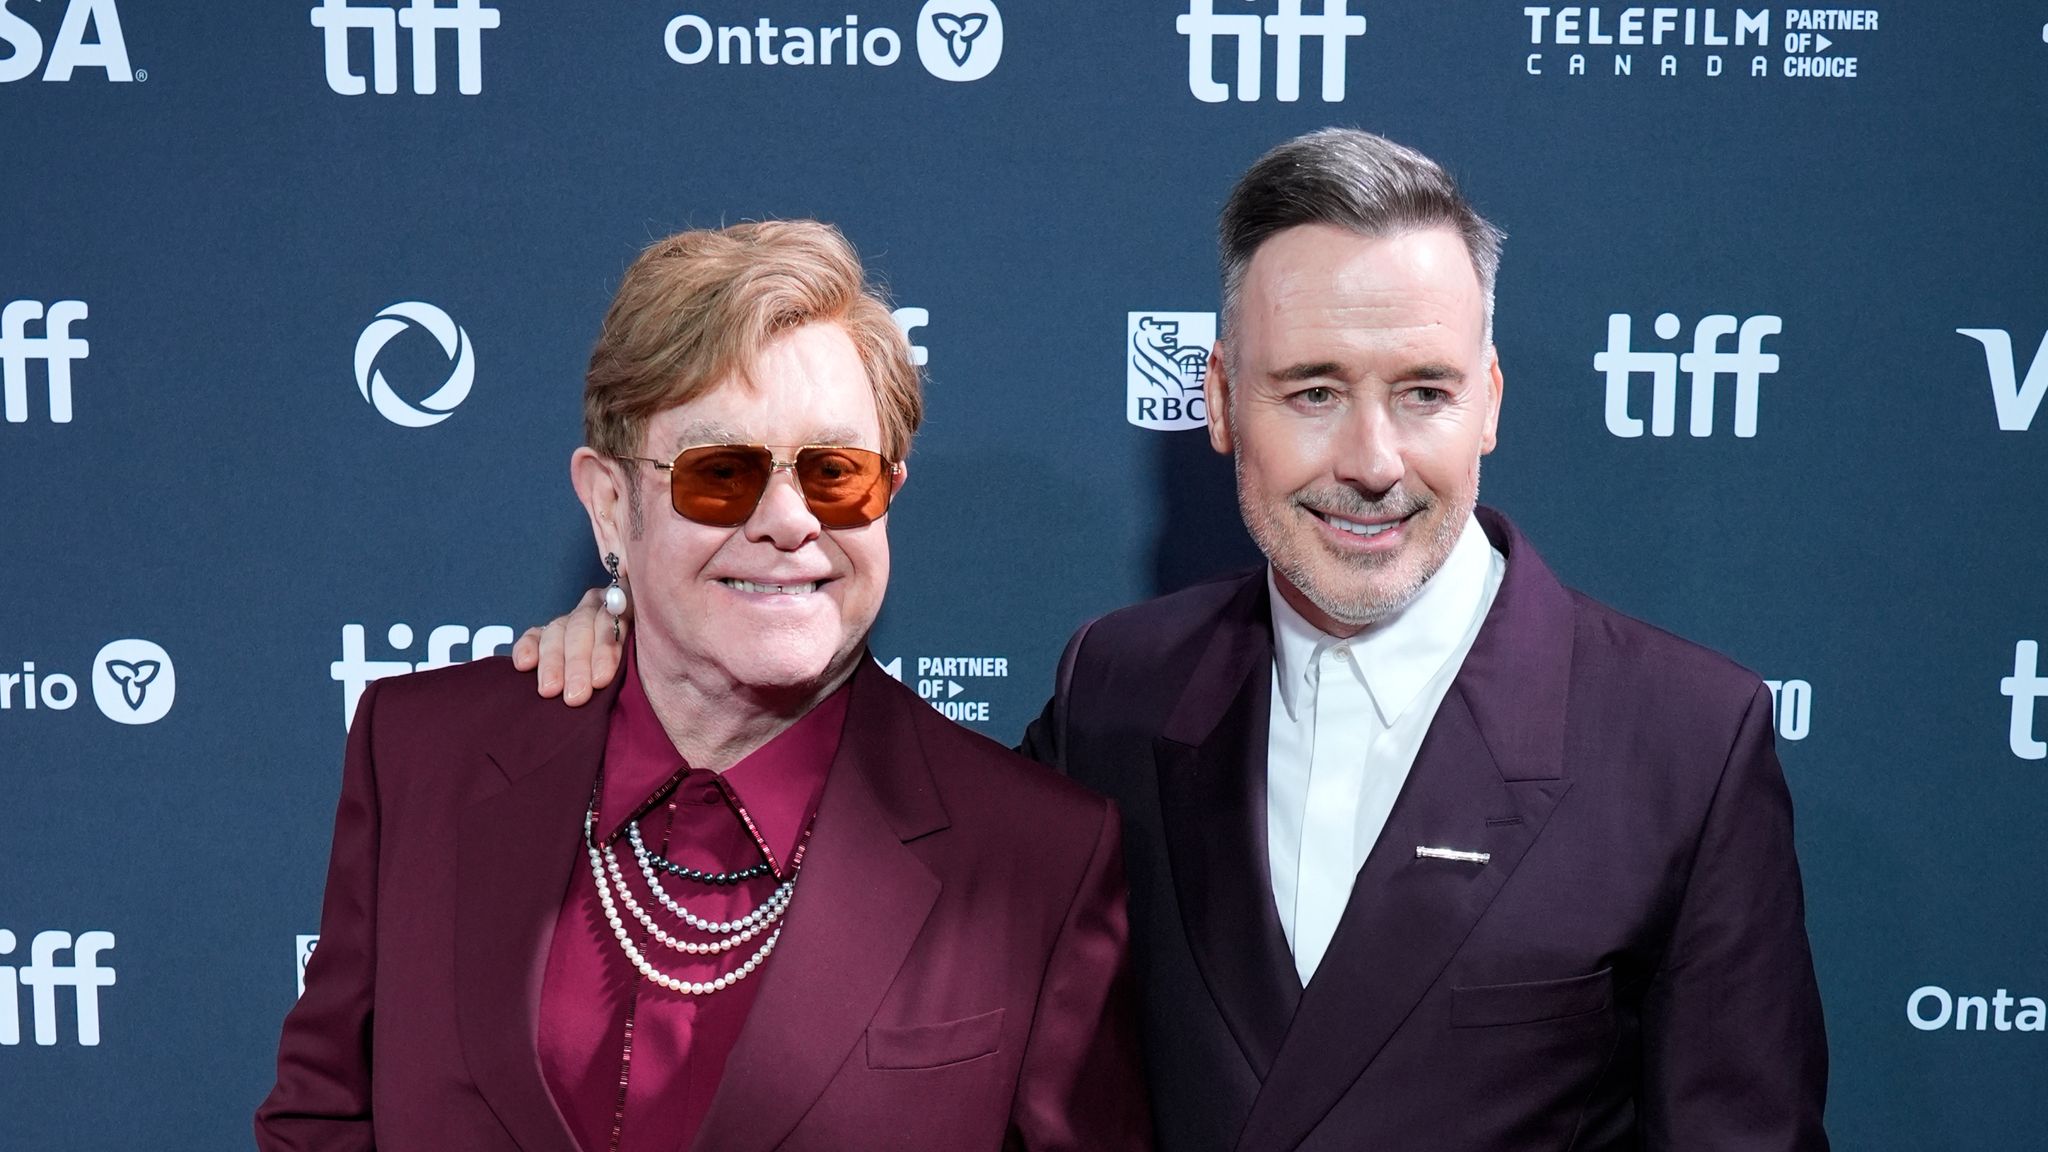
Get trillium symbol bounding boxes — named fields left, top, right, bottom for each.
left=104, top=660, right=160, bottom=711
left=931, top=12, right=988, bottom=65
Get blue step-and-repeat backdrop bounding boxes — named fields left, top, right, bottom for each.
left=3, top=1, right=2045, bottom=1147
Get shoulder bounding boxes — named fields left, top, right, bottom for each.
left=1564, top=590, right=1769, bottom=738
left=1070, top=568, right=1261, bottom=664
left=912, top=694, right=1111, bottom=825
left=353, top=655, right=584, bottom=753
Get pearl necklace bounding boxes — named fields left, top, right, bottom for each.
left=586, top=837, right=787, bottom=995
left=628, top=821, right=791, bottom=933
left=603, top=838, right=792, bottom=955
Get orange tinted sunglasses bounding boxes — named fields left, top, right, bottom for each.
left=620, top=444, right=900, bottom=529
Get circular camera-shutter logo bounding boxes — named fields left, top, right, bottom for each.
left=92, top=638, right=176, bottom=725
left=917, top=0, right=1003, bottom=81
left=354, top=301, right=475, bottom=428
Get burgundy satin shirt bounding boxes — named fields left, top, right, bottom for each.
left=538, top=648, right=845, bottom=1152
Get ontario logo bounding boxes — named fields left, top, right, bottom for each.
left=1127, top=312, right=1214, bottom=431
left=664, top=0, right=1003, bottom=81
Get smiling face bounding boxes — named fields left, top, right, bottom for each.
left=1206, top=224, right=1503, bottom=636
left=587, top=321, right=903, bottom=700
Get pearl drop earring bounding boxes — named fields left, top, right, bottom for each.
left=603, top=552, right=627, bottom=641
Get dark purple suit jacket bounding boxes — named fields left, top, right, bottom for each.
left=257, top=654, right=1147, bottom=1152
left=1022, top=508, right=1829, bottom=1151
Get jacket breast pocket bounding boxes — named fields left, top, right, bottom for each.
left=865, top=1008, right=1006, bottom=1070
left=1451, top=968, right=1613, bottom=1028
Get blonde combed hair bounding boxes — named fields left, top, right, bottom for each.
left=584, top=220, right=923, bottom=462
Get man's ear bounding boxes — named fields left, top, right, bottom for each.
left=890, top=458, right=909, bottom=496
left=1480, top=347, right=1505, bottom=455
left=570, top=447, right=630, bottom=562
left=1204, top=342, right=1235, bottom=457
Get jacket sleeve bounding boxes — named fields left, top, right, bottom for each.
left=1640, top=684, right=1830, bottom=1150
left=1017, top=618, right=1096, bottom=771
left=1007, top=798, right=1152, bottom=1151
left=254, top=679, right=386, bottom=1151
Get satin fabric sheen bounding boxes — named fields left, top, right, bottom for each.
left=538, top=646, right=845, bottom=1152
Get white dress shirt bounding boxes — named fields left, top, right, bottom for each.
left=1265, top=514, right=1506, bottom=985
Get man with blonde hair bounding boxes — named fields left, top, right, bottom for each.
left=259, top=220, right=1147, bottom=1152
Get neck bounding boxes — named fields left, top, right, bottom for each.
left=635, top=647, right=858, bottom=773
left=1272, top=571, right=1373, bottom=639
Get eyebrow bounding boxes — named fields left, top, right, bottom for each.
left=661, top=422, right=870, bottom=455
left=1265, top=361, right=1466, bottom=384
left=1268, top=361, right=1345, bottom=383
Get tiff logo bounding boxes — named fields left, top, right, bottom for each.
left=1597, top=312, right=1781, bottom=438
left=311, top=0, right=500, bottom=96
left=1956, top=327, right=2047, bottom=432
left=2003, top=640, right=2048, bottom=761
left=1178, top=0, right=1366, bottom=103
left=2, top=300, right=88, bottom=424
left=0, top=929, right=116, bottom=1046
left=332, top=621, right=514, bottom=730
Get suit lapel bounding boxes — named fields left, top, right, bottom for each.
left=692, top=659, right=946, bottom=1152
left=1235, top=509, right=1580, bottom=1152
left=455, top=678, right=622, bottom=1152
left=1155, top=575, right=1301, bottom=1079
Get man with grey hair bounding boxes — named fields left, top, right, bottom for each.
left=523, top=128, right=1830, bottom=1149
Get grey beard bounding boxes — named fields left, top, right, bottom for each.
left=1237, top=459, right=1479, bottom=630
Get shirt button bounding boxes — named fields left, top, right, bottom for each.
left=1330, top=642, right=1350, bottom=659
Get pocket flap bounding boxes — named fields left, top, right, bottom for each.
left=1452, top=968, right=1612, bottom=1028
left=865, top=1007, right=1006, bottom=1069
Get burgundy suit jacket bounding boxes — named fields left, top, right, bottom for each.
left=257, top=654, right=1147, bottom=1152
left=1022, top=508, right=1829, bottom=1151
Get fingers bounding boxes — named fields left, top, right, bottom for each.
left=562, top=589, right=599, bottom=706
left=511, top=627, right=541, bottom=672
left=536, top=618, right=567, bottom=699
left=514, top=588, right=627, bottom=705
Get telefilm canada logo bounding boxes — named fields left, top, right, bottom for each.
left=1519, top=6, right=1883, bottom=80
left=877, top=652, right=1010, bottom=724
left=2, top=299, right=88, bottom=424
left=354, top=301, right=476, bottom=428
left=664, top=0, right=1004, bottom=81
left=1177, top=0, right=1367, bottom=103
left=0, top=0, right=138, bottom=83
left=1595, top=311, right=1783, bottom=438
left=0, top=929, right=116, bottom=1046
left=1, top=638, right=176, bottom=725
left=1127, top=311, right=1214, bottom=431
left=311, top=0, right=500, bottom=95
left=1957, top=326, right=2046, bottom=433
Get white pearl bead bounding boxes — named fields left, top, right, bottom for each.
left=604, top=584, right=628, bottom=617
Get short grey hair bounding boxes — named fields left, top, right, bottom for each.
left=1219, top=128, right=1505, bottom=349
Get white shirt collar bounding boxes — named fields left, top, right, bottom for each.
left=1269, top=513, right=1497, bottom=728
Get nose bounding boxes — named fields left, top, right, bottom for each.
left=744, top=466, right=822, bottom=550
left=1330, top=398, right=1404, bottom=496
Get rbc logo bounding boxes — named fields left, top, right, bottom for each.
left=0, top=0, right=134, bottom=83
left=311, top=0, right=500, bottom=96
left=1, top=300, right=88, bottom=424
left=332, top=621, right=515, bottom=729
left=1956, top=327, right=2046, bottom=432
left=1596, top=312, right=1783, bottom=438
left=1128, top=312, right=1213, bottom=430
left=916, top=0, right=1002, bottom=82
left=355, top=301, right=475, bottom=428
left=2003, top=640, right=2047, bottom=761
left=1177, top=0, right=1367, bottom=103
left=0, top=929, right=116, bottom=1046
